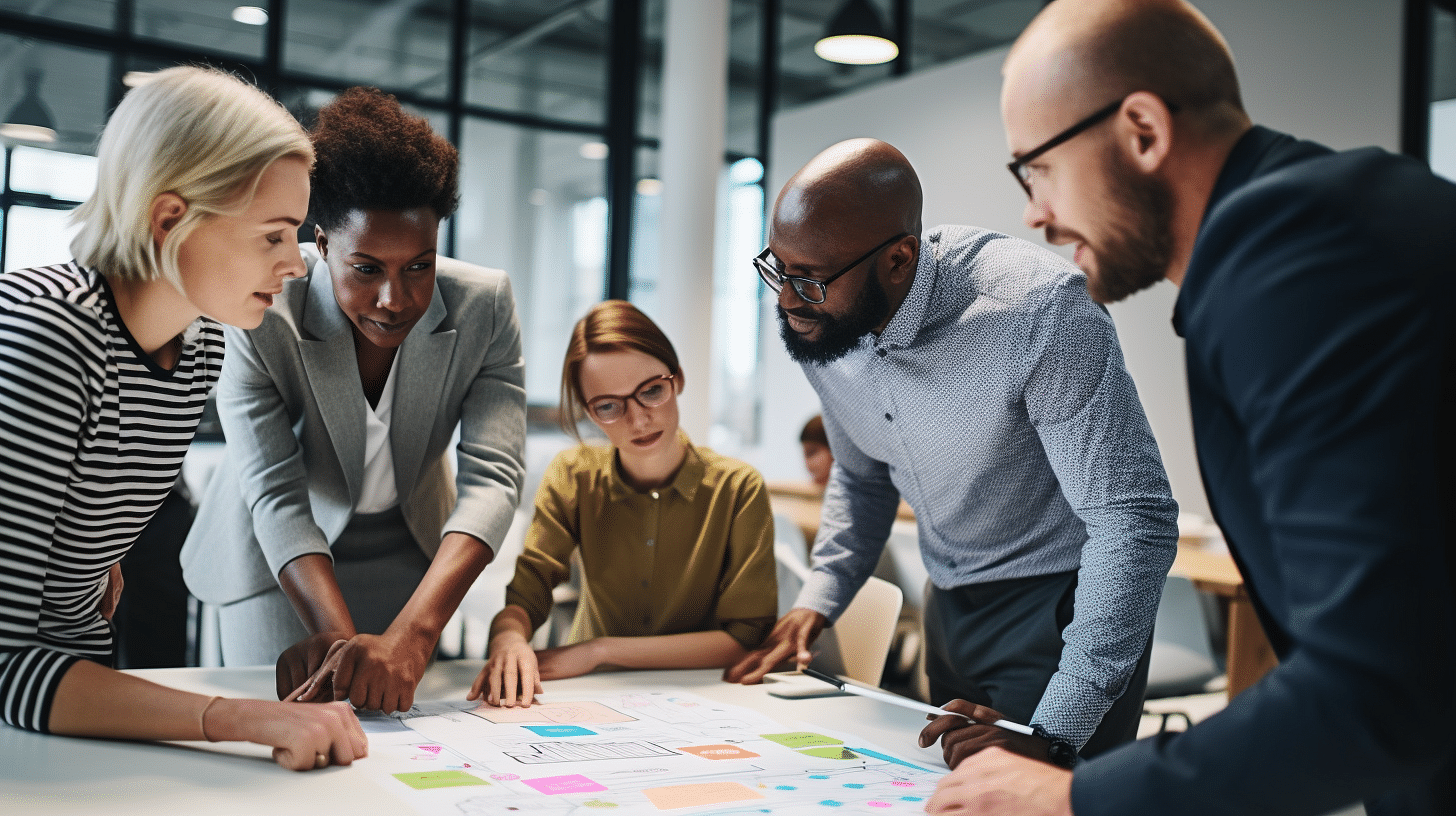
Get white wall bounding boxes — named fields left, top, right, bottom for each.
left=747, top=0, right=1404, bottom=522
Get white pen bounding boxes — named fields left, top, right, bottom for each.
left=800, top=666, right=1036, bottom=736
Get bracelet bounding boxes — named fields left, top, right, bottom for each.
left=199, top=695, right=223, bottom=742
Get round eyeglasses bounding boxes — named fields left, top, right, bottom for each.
left=585, top=373, right=676, bottom=423
left=753, top=233, right=909, bottom=304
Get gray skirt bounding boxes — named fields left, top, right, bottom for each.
left=217, top=506, right=431, bottom=666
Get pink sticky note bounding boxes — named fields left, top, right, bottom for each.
left=523, top=775, right=608, bottom=795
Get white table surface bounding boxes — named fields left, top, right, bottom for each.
left=0, top=662, right=950, bottom=815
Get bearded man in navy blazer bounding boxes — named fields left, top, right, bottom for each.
left=921, top=1, right=1456, bottom=815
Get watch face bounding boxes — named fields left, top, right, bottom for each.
left=1032, top=724, right=1076, bottom=768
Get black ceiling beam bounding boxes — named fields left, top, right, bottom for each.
left=604, top=0, right=641, bottom=302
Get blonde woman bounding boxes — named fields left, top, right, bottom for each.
left=472, top=300, right=777, bottom=707
left=0, top=67, right=364, bottom=771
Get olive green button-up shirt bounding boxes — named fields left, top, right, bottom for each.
left=505, top=435, right=777, bottom=649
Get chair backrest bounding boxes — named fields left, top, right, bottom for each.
left=813, top=576, right=904, bottom=686
left=878, top=519, right=928, bottom=610
left=1146, top=574, right=1221, bottom=698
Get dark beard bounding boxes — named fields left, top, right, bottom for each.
left=777, top=267, right=892, bottom=366
left=1085, top=146, right=1176, bottom=304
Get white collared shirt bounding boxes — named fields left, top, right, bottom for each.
left=356, top=358, right=400, bottom=513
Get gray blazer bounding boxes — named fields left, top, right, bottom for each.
left=181, top=247, right=527, bottom=605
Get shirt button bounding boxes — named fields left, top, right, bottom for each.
left=876, top=348, right=887, bottom=357
left=646, top=539, right=655, bottom=547
left=884, top=413, right=892, bottom=421
left=650, top=491, right=660, bottom=500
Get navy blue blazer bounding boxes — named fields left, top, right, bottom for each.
left=1074, top=127, right=1456, bottom=815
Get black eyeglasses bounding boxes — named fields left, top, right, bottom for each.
left=754, top=232, right=909, bottom=304
left=1006, top=100, right=1122, bottom=198
left=585, top=373, right=675, bottom=423
left=1007, top=98, right=1180, bottom=198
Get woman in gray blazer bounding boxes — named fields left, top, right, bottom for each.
left=181, top=88, right=526, bottom=713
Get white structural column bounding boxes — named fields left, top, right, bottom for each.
left=654, top=0, right=729, bottom=444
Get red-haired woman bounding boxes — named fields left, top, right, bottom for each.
left=471, top=300, right=776, bottom=706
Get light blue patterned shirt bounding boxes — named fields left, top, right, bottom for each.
left=796, top=225, right=1178, bottom=748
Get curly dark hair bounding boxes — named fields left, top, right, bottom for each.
left=308, top=86, right=459, bottom=231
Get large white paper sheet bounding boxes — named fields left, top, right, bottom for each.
left=354, top=689, right=944, bottom=814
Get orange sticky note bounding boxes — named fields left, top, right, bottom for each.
left=677, top=744, right=761, bottom=760
left=643, top=781, right=765, bottom=810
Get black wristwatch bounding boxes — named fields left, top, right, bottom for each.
left=1031, top=724, right=1078, bottom=769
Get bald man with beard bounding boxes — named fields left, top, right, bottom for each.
left=725, top=137, right=1179, bottom=770
left=924, top=1, right=1456, bottom=814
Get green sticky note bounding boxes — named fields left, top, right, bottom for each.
left=760, top=732, right=843, bottom=750
left=392, top=770, right=491, bottom=790
left=800, top=746, right=859, bottom=760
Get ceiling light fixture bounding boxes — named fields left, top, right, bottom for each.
left=231, top=6, right=269, bottom=26
left=814, top=0, right=899, bottom=66
left=1, top=70, right=57, bottom=144
left=579, top=142, right=609, bottom=160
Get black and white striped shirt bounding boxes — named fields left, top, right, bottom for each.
left=0, top=262, right=222, bottom=733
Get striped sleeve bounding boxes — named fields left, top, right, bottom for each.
left=0, top=298, right=96, bottom=733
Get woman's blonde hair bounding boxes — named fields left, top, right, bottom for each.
left=560, top=300, right=681, bottom=437
left=69, top=66, right=313, bottom=289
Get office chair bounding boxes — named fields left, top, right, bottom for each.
left=1144, top=574, right=1224, bottom=731
left=814, top=576, right=904, bottom=686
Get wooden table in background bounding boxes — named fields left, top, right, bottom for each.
left=767, top=482, right=1275, bottom=699
left=767, top=481, right=914, bottom=550
left=1171, top=542, right=1279, bottom=698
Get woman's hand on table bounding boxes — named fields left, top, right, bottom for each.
left=206, top=697, right=368, bottom=772
left=288, top=629, right=434, bottom=713
left=473, top=630, right=543, bottom=707
left=277, top=631, right=352, bottom=700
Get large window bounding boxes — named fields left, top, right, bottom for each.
left=0, top=0, right=1035, bottom=439
left=1425, top=0, right=1456, bottom=180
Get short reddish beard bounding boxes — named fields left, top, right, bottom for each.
left=1083, top=145, right=1176, bottom=304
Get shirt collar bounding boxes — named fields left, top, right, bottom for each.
left=605, top=429, right=706, bottom=502
left=876, top=230, right=936, bottom=350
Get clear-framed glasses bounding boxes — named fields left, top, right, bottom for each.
left=754, top=232, right=910, bottom=305
left=585, top=373, right=676, bottom=423
left=1007, top=97, right=1179, bottom=198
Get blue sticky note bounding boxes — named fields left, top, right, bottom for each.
left=524, top=725, right=597, bottom=737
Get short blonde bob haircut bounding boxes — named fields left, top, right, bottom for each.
left=559, top=300, right=681, bottom=437
left=70, top=66, right=313, bottom=289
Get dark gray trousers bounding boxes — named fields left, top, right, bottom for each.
left=923, top=569, right=1151, bottom=759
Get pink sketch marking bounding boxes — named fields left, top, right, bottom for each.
left=523, top=775, right=608, bottom=796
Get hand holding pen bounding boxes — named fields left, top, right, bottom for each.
left=918, top=698, right=1064, bottom=770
